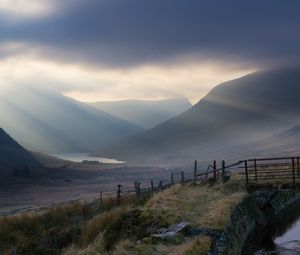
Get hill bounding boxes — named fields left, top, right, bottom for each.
left=88, top=98, right=192, bottom=129
left=98, top=67, right=300, bottom=165
left=0, top=87, right=144, bottom=154
left=0, top=128, right=40, bottom=166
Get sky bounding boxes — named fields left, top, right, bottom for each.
left=0, top=0, right=299, bottom=103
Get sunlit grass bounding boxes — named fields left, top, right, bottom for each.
left=0, top=176, right=248, bottom=255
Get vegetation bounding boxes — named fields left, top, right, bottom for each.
left=0, top=178, right=247, bottom=255
left=0, top=195, right=135, bottom=255
left=62, top=179, right=246, bottom=255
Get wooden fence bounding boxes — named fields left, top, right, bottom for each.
left=4, top=156, right=300, bottom=254
left=241, top=156, right=300, bottom=189
left=107, top=159, right=245, bottom=206
left=112, top=156, right=300, bottom=205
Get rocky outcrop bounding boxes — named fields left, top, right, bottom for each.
left=211, top=190, right=300, bottom=255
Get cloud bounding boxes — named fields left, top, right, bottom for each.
left=0, top=0, right=56, bottom=17
left=0, top=1, right=298, bottom=103
left=0, top=0, right=299, bottom=68
left=0, top=55, right=254, bottom=103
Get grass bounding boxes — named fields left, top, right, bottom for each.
left=63, top=235, right=212, bottom=255
left=0, top=177, right=247, bottom=255
left=80, top=206, right=131, bottom=247
left=62, top=178, right=247, bottom=255
left=0, top=202, right=83, bottom=254
left=0, top=195, right=136, bottom=255
left=144, top=182, right=247, bottom=230
left=112, top=236, right=212, bottom=255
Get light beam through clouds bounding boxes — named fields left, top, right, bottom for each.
left=0, top=0, right=297, bottom=103
left=0, top=0, right=54, bottom=16
left=0, top=55, right=255, bottom=104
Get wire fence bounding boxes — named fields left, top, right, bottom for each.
left=94, top=156, right=300, bottom=208
left=3, top=156, right=300, bottom=254
left=89, top=159, right=246, bottom=209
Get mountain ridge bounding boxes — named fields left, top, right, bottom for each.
left=98, top=67, right=300, bottom=165
left=0, top=128, right=40, bottom=166
left=0, top=87, right=144, bottom=154
left=88, top=97, right=192, bottom=129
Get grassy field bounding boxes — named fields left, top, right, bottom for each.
left=0, top=177, right=247, bottom=255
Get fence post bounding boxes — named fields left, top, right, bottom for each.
left=222, top=160, right=226, bottom=183
left=117, top=184, right=122, bottom=206
left=297, top=157, right=300, bottom=177
left=134, top=181, right=137, bottom=194
left=82, top=201, right=87, bottom=231
left=193, top=160, right=198, bottom=183
left=151, top=180, right=154, bottom=192
left=135, top=182, right=141, bottom=200
left=99, top=191, right=103, bottom=212
left=181, top=171, right=184, bottom=184
left=171, top=173, right=174, bottom=186
left=213, top=160, right=217, bottom=182
left=159, top=181, right=163, bottom=192
left=254, top=159, right=258, bottom=181
left=245, top=160, right=249, bottom=185
left=292, top=158, right=296, bottom=190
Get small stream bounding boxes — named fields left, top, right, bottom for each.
left=273, top=218, right=300, bottom=254
left=244, top=203, right=300, bottom=255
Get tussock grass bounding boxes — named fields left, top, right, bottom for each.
left=171, top=236, right=212, bottom=255
left=63, top=234, right=106, bottom=255
left=65, top=179, right=247, bottom=255
left=80, top=206, right=131, bottom=247
left=66, top=235, right=212, bottom=255
left=0, top=202, right=84, bottom=254
left=0, top=194, right=136, bottom=254
left=1, top=177, right=247, bottom=255
left=111, top=236, right=212, bottom=255
left=145, top=182, right=247, bottom=230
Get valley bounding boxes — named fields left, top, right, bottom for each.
left=0, top=2, right=299, bottom=253
left=0, top=163, right=184, bottom=217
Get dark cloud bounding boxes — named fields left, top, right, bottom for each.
left=1, top=0, right=300, bottom=67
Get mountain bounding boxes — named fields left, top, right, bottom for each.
left=88, top=98, right=192, bottom=129
left=0, top=87, right=144, bottom=154
left=258, top=123, right=300, bottom=155
left=98, top=67, right=300, bottom=165
left=0, top=128, right=40, bottom=166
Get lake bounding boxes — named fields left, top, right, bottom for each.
left=52, top=153, right=124, bottom=164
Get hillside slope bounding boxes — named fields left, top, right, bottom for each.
left=0, top=128, right=40, bottom=166
left=89, top=98, right=192, bottom=129
left=99, top=68, right=300, bottom=165
left=0, top=87, right=144, bottom=154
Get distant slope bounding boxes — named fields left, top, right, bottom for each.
left=31, top=151, right=70, bottom=167
left=0, top=128, right=40, bottom=166
left=260, top=123, right=300, bottom=154
left=0, top=87, right=144, bottom=154
left=99, top=67, right=300, bottom=165
left=88, top=98, right=192, bottom=128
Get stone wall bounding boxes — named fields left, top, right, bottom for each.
left=211, top=190, right=300, bottom=255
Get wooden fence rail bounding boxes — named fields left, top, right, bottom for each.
left=241, top=156, right=300, bottom=189
left=80, top=156, right=300, bottom=214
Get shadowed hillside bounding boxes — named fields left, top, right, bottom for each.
left=98, top=67, right=300, bottom=165
left=0, top=128, right=40, bottom=166
left=0, top=87, right=144, bottom=154
left=89, top=98, right=192, bottom=129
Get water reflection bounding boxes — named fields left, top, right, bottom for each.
left=52, top=152, right=124, bottom=164
left=276, top=240, right=300, bottom=254
left=275, top=219, right=300, bottom=245
left=273, top=218, right=300, bottom=255
left=245, top=201, right=300, bottom=255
